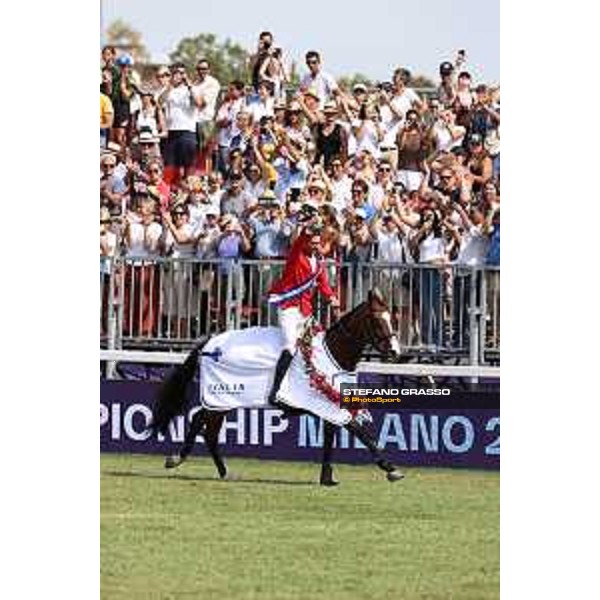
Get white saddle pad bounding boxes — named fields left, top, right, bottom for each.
left=199, top=326, right=355, bottom=427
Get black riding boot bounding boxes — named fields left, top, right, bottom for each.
left=346, top=419, right=404, bottom=481
left=267, top=349, right=294, bottom=405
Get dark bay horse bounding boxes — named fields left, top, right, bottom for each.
left=150, top=289, right=404, bottom=485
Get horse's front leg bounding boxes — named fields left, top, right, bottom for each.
left=345, top=419, right=404, bottom=482
left=204, top=412, right=228, bottom=479
left=320, top=421, right=339, bottom=486
left=165, top=408, right=207, bottom=469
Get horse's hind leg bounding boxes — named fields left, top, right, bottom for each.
left=345, top=420, right=404, bottom=482
left=320, top=421, right=339, bottom=487
left=204, top=412, right=228, bottom=479
left=165, top=408, right=207, bottom=469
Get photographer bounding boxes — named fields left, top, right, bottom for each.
left=428, top=108, right=466, bottom=153
left=411, top=209, right=447, bottom=346
left=247, top=191, right=287, bottom=259
left=215, top=214, right=252, bottom=328
left=351, top=102, right=384, bottom=160
left=258, top=46, right=289, bottom=100
left=250, top=31, right=275, bottom=93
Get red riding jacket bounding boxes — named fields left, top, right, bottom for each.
left=268, top=232, right=336, bottom=317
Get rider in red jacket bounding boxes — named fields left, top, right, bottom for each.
left=266, top=204, right=339, bottom=405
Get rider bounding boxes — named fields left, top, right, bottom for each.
left=266, top=202, right=340, bottom=405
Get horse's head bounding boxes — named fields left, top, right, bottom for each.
left=364, top=288, right=401, bottom=360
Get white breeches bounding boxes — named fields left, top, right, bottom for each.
left=279, top=306, right=309, bottom=352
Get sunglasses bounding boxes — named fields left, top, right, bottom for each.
left=174, top=212, right=186, bottom=217
left=100, top=219, right=110, bottom=224
left=379, top=167, right=391, bottom=172
left=149, top=168, right=161, bottom=174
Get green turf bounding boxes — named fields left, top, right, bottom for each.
left=101, top=454, right=499, bottom=600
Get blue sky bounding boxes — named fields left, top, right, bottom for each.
left=101, top=0, right=499, bottom=83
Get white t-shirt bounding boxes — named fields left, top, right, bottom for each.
left=352, top=120, right=380, bottom=159
left=431, top=122, right=465, bottom=153
left=165, top=85, right=196, bottom=132
left=330, top=175, right=352, bottom=214
left=193, top=75, right=221, bottom=122
left=245, top=178, right=266, bottom=200
left=419, top=234, right=446, bottom=263
left=246, top=98, right=274, bottom=123
left=127, top=222, right=163, bottom=259
left=136, top=109, right=159, bottom=137
left=384, top=87, right=421, bottom=146
left=188, top=201, right=220, bottom=232
left=379, top=105, right=400, bottom=148
left=216, top=98, right=244, bottom=147
left=456, top=226, right=489, bottom=266
left=376, top=230, right=406, bottom=263
left=300, top=71, right=338, bottom=106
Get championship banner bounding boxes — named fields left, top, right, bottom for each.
left=101, top=380, right=499, bottom=469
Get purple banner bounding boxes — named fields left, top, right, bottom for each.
left=100, top=381, right=499, bottom=469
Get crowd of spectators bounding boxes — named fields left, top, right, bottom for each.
left=100, top=34, right=500, bottom=345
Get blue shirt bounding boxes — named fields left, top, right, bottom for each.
left=486, top=224, right=500, bottom=266
left=249, top=216, right=284, bottom=258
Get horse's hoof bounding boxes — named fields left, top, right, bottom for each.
left=165, top=455, right=183, bottom=469
left=320, top=478, right=340, bottom=487
left=386, top=469, right=405, bottom=482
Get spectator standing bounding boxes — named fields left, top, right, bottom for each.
left=249, top=31, right=275, bottom=93
left=122, top=196, right=163, bottom=337
left=215, top=80, right=245, bottom=176
left=437, top=61, right=457, bottom=107
left=299, top=51, right=338, bottom=108
left=162, top=63, right=199, bottom=184
left=215, top=215, right=252, bottom=328
left=133, top=91, right=165, bottom=141
left=247, top=80, right=275, bottom=124
left=100, top=153, right=127, bottom=214
left=396, top=109, right=428, bottom=191
left=313, top=101, right=348, bottom=169
left=466, top=134, right=493, bottom=195
left=258, top=46, right=289, bottom=99
left=192, top=59, right=221, bottom=172
left=100, top=91, right=114, bottom=148
left=162, top=204, right=198, bottom=337
left=452, top=71, right=475, bottom=128
left=412, top=210, right=447, bottom=346
left=220, top=172, right=256, bottom=218
left=100, top=207, right=118, bottom=335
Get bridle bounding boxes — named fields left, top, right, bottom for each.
left=329, top=302, right=399, bottom=359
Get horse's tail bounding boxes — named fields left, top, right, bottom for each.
left=149, top=336, right=211, bottom=435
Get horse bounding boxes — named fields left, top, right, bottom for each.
left=149, top=289, right=404, bottom=485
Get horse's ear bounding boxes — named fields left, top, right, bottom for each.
left=368, top=287, right=387, bottom=309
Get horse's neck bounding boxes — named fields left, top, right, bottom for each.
left=324, top=310, right=368, bottom=372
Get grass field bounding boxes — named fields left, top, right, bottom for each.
left=101, top=454, right=499, bottom=600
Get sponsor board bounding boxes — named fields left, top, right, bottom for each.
left=100, top=381, right=499, bottom=469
